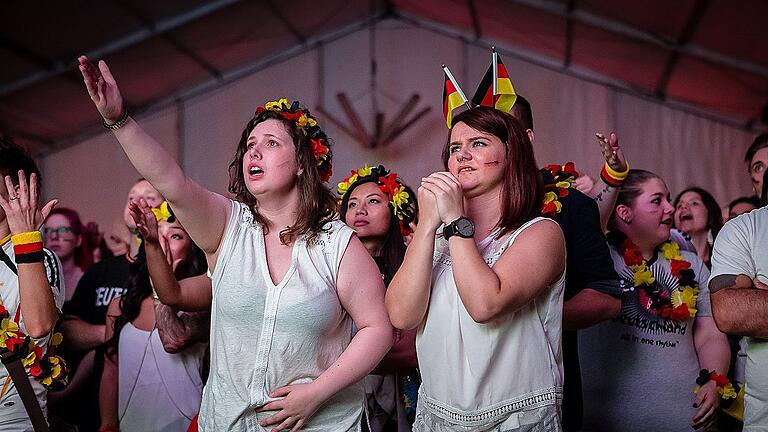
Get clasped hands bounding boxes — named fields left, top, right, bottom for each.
left=418, top=172, right=465, bottom=230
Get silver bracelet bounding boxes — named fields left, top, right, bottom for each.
left=102, top=108, right=130, bottom=130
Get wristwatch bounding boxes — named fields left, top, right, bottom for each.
left=443, top=217, right=475, bottom=240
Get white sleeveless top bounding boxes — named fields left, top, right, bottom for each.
left=415, top=217, right=565, bottom=431
left=118, top=323, right=205, bottom=432
left=199, top=200, right=362, bottom=431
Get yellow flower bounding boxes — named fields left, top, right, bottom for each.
left=677, top=286, right=699, bottom=307
left=660, top=242, right=682, bottom=261
left=392, top=187, right=410, bottom=218
left=151, top=201, right=173, bottom=223
left=632, top=265, right=655, bottom=286
left=51, top=332, right=63, bottom=346
left=337, top=181, right=351, bottom=196
left=720, top=383, right=737, bottom=399
left=357, top=165, right=373, bottom=178
left=265, top=98, right=289, bottom=111
left=543, top=191, right=557, bottom=204
left=22, top=349, right=38, bottom=368
left=0, top=318, right=20, bottom=344
left=556, top=181, right=572, bottom=189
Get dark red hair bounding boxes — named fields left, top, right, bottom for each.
left=442, top=107, right=543, bottom=237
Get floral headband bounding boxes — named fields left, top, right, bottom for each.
left=255, top=98, right=333, bottom=182
left=338, top=164, right=417, bottom=237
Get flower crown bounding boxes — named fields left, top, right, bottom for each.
left=338, top=164, right=417, bottom=237
left=255, top=98, right=332, bottom=182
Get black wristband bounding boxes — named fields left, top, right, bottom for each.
left=15, top=251, right=44, bottom=264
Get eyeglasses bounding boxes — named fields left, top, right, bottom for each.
left=42, top=227, right=75, bottom=239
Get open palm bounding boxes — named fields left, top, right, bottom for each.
left=78, top=55, right=124, bottom=122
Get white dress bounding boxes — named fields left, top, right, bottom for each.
left=198, top=200, right=363, bottom=431
left=415, top=217, right=565, bottom=432
left=117, top=323, right=205, bottom=432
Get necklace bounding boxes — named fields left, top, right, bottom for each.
left=609, top=232, right=699, bottom=321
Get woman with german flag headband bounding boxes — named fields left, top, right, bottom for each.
left=338, top=164, right=419, bottom=430
left=386, top=101, right=567, bottom=430
left=78, top=56, right=393, bottom=431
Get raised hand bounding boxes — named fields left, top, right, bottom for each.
left=78, top=55, right=124, bottom=123
left=595, top=132, right=628, bottom=172
left=129, top=199, right=159, bottom=244
left=0, top=171, right=57, bottom=235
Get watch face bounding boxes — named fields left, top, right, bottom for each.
left=456, top=218, right=474, bottom=237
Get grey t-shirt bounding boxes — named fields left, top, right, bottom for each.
left=579, top=245, right=711, bottom=432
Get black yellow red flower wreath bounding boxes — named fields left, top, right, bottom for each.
left=607, top=231, right=699, bottom=321
left=541, top=162, right=579, bottom=217
left=338, top=165, right=417, bottom=237
left=255, top=98, right=332, bottom=182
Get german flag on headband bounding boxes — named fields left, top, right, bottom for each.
left=442, top=65, right=469, bottom=128
left=471, top=48, right=517, bottom=113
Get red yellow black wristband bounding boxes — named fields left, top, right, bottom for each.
left=11, top=231, right=44, bottom=264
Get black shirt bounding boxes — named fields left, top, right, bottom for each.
left=62, top=255, right=130, bottom=324
left=541, top=169, right=620, bottom=432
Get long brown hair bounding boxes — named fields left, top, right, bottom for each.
left=228, top=109, right=337, bottom=244
left=442, top=107, right=543, bottom=237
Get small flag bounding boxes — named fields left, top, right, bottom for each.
left=471, top=48, right=517, bottom=112
left=442, top=65, right=469, bottom=128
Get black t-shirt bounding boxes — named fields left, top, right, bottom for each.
left=62, top=255, right=130, bottom=324
left=541, top=169, right=620, bottom=432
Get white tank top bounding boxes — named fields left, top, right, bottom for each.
left=415, top=217, right=565, bottom=431
left=118, top=323, right=205, bottom=432
left=199, top=200, right=363, bottom=431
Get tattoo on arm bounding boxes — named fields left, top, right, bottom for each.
left=594, top=185, right=613, bottom=203
left=154, top=302, right=209, bottom=350
left=709, top=274, right=739, bottom=293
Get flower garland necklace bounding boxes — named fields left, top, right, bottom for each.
left=541, top=162, right=578, bottom=217
left=608, top=231, right=699, bottom=321
left=0, top=234, right=68, bottom=389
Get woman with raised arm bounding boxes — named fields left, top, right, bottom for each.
left=579, top=170, right=731, bottom=432
left=99, top=202, right=207, bottom=432
left=338, top=164, right=419, bottom=431
left=386, top=106, right=566, bottom=431
left=78, top=56, right=392, bottom=431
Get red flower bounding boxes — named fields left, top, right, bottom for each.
left=282, top=110, right=303, bottom=121
left=558, top=187, right=570, bottom=198
left=670, top=259, right=691, bottom=278
left=5, top=337, right=25, bottom=351
left=311, top=138, right=328, bottom=160
left=541, top=202, right=557, bottom=216
left=670, top=304, right=690, bottom=321
left=711, top=372, right=730, bottom=387
left=545, top=164, right=562, bottom=173
left=622, top=240, right=645, bottom=266
left=29, top=364, right=42, bottom=377
left=562, top=162, right=578, bottom=177
left=0, top=304, right=7, bottom=317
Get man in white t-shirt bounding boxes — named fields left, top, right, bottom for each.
left=709, top=204, right=768, bottom=431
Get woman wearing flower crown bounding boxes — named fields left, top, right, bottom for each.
left=100, top=202, right=208, bottom=432
left=338, top=164, right=419, bottom=431
left=386, top=106, right=567, bottom=431
left=78, top=56, right=393, bottom=431
left=578, top=169, right=730, bottom=432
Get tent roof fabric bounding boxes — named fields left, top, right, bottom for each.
left=1, top=0, right=766, bottom=154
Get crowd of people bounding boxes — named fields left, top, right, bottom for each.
left=0, top=53, right=766, bottom=432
